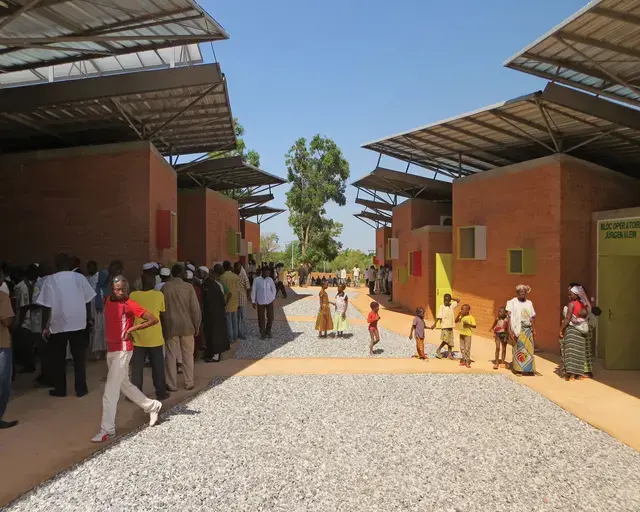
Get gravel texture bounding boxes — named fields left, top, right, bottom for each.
left=281, top=295, right=365, bottom=319
left=9, top=374, right=640, bottom=512
left=291, top=288, right=360, bottom=299
left=235, top=320, right=439, bottom=359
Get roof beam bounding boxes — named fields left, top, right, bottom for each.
left=0, top=0, right=44, bottom=30
left=0, top=35, right=214, bottom=44
left=411, top=128, right=516, bottom=164
left=0, top=63, right=223, bottom=113
left=557, top=32, right=640, bottom=62
left=556, top=35, right=640, bottom=95
left=542, top=82, right=640, bottom=132
left=402, top=134, right=497, bottom=170
left=591, top=5, right=640, bottom=27
left=355, top=198, right=395, bottom=211
left=237, top=193, right=274, bottom=205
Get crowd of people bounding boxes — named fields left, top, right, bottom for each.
left=0, top=255, right=603, bottom=435
left=0, top=255, right=282, bottom=439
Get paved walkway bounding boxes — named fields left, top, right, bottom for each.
left=2, top=286, right=640, bottom=510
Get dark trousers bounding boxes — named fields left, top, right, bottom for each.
left=131, top=345, right=167, bottom=400
left=49, top=329, right=88, bottom=396
left=257, top=302, right=274, bottom=336
left=368, top=280, right=375, bottom=294
left=13, top=327, right=37, bottom=371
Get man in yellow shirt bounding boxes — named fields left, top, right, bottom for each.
left=456, top=304, right=476, bottom=368
left=130, top=274, right=167, bottom=400
left=220, top=261, right=239, bottom=345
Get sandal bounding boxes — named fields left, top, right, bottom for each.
left=493, top=363, right=499, bottom=370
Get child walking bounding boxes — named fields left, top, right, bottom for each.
left=315, top=281, right=334, bottom=338
left=490, top=307, right=509, bottom=369
left=430, top=293, right=460, bottom=359
left=456, top=304, right=476, bottom=368
left=367, top=301, right=381, bottom=355
left=409, top=307, right=429, bottom=360
left=333, top=284, right=350, bottom=337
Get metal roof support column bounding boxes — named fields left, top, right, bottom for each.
left=490, top=112, right=556, bottom=153
left=534, top=98, right=561, bottom=152
left=147, top=83, right=220, bottom=139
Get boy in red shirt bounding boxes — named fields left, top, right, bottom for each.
left=367, top=301, right=381, bottom=356
left=92, top=275, right=162, bottom=443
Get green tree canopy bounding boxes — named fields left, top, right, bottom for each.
left=260, top=232, right=280, bottom=261
left=285, top=135, right=350, bottom=265
left=209, top=118, right=260, bottom=167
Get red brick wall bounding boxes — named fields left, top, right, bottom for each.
left=393, top=226, right=452, bottom=320
left=452, top=157, right=563, bottom=352
left=177, top=189, right=207, bottom=264
left=375, top=227, right=391, bottom=265
left=560, top=159, right=640, bottom=301
left=242, top=219, right=260, bottom=257
left=0, top=142, right=154, bottom=279
left=148, top=147, right=177, bottom=265
left=205, top=189, right=240, bottom=265
left=452, top=154, right=640, bottom=354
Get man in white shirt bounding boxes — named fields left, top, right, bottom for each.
left=12, top=264, right=40, bottom=373
left=340, top=268, right=347, bottom=285
left=36, top=253, right=96, bottom=397
left=352, top=266, right=360, bottom=287
left=251, top=266, right=277, bottom=339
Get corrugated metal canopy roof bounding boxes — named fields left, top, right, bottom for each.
left=352, top=167, right=453, bottom=200
left=0, top=43, right=202, bottom=87
left=239, top=205, right=285, bottom=221
left=505, top=0, right=640, bottom=108
left=176, top=155, right=286, bottom=191
left=0, top=0, right=228, bottom=74
left=362, top=83, right=640, bottom=180
left=0, top=62, right=236, bottom=156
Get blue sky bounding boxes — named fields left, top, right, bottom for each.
left=196, top=0, right=587, bottom=252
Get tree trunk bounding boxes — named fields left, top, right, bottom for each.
left=302, top=222, right=311, bottom=257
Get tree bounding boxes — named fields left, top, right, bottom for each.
left=260, top=232, right=280, bottom=261
left=328, top=248, right=371, bottom=273
left=285, top=135, right=350, bottom=264
left=209, top=118, right=260, bottom=167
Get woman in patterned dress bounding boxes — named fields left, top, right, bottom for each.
left=506, top=285, right=536, bottom=376
left=315, top=281, right=333, bottom=338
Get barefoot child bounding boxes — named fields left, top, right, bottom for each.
left=490, top=307, right=509, bottom=369
left=367, top=301, right=380, bottom=355
left=409, top=308, right=429, bottom=360
left=456, top=304, right=476, bottom=368
left=315, top=281, right=333, bottom=338
left=430, top=294, right=460, bottom=359
left=333, top=284, right=350, bottom=337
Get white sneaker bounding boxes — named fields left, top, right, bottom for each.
left=91, top=430, right=115, bottom=443
left=149, top=400, right=162, bottom=427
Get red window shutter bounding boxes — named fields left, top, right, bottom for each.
left=413, top=251, right=422, bottom=277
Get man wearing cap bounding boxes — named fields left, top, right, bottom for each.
left=161, top=265, right=201, bottom=391
left=155, top=267, right=171, bottom=291
left=134, top=263, right=158, bottom=292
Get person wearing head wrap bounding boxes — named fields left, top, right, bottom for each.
left=506, top=284, right=536, bottom=375
left=155, top=267, right=171, bottom=291
left=559, top=283, right=593, bottom=380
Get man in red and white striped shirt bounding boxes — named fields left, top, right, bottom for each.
left=92, top=275, right=162, bottom=443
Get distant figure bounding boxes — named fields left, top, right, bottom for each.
left=367, top=302, right=381, bottom=356
left=352, top=266, right=360, bottom=287
left=409, top=308, right=428, bottom=361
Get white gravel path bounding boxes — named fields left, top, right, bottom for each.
left=9, top=374, right=640, bottom=512
left=235, top=320, right=440, bottom=359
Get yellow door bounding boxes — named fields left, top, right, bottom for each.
left=435, top=253, right=453, bottom=313
left=599, top=255, right=640, bottom=370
